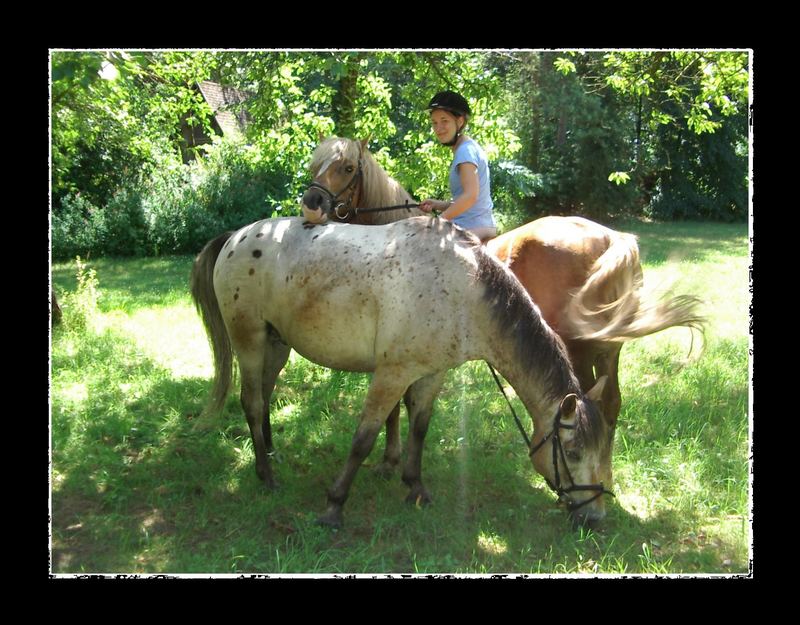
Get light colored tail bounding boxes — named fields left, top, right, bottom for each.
left=190, top=231, right=235, bottom=419
left=564, top=231, right=706, bottom=344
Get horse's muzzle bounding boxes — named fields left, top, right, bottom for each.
left=568, top=506, right=605, bottom=530
left=302, top=187, right=330, bottom=212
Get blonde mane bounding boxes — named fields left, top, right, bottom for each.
left=310, top=137, right=425, bottom=225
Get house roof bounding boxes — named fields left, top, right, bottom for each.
left=197, top=80, right=251, bottom=137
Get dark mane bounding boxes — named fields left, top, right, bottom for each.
left=474, top=248, right=604, bottom=449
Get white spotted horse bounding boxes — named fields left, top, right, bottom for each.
left=191, top=216, right=615, bottom=528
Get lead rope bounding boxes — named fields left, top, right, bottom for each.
left=486, top=362, right=530, bottom=448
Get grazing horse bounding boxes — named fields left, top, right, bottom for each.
left=191, top=216, right=614, bottom=528
left=487, top=217, right=705, bottom=424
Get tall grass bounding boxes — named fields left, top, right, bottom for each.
left=50, top=221, right=750, bottom=575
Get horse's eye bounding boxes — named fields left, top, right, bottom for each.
left=345, top=165, right=355, bottom=174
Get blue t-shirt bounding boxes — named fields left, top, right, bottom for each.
left=449, top=138, right=495, bottom=230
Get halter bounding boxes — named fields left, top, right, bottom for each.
left=307, top=153, right=364, bottom=221
left=528, top=406, right=615, bottom=512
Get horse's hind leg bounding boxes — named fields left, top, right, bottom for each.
left=565, top=339, right=598, bottom=393
left=318, top=368, right=414, bottom=529
left=234, top=326, right=276, bottom=489
left=401, top=371, right=446, bottom=506
left=373, top=402, right=401, bottom=478
left=595, top=345, right=622, bottom=425
left=261, top=330, right=290, bottom=455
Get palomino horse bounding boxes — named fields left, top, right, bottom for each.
left=191, top=216, right=614, bottom=528
left=299, top=137, right=427, bottom=474
left=487, top=217, right=705, bottom=426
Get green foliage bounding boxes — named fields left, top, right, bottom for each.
left=507, top=50, right=748, bottom=221
left=491, top=160, right=545, bottom=230
left=51, top=50, right=750, bottom=260
left=142, top=138, right=293, bottom=256
left=52, top=137, right=294, bottom=259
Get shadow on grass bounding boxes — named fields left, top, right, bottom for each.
left=51, top=322, right=748, bottom=574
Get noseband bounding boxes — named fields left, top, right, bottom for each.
left=307, top=156, right=363, bottom=221
left=529, top=406, right=615, bottom=513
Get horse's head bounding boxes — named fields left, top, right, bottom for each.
left=301, top=137, right=366, bottom=224
left=529, top=376, right=615, bottom=527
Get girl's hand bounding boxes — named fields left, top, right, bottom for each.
left=419, top=199, right=436, bottom=213
left=420, top=199, right=448, bottom=213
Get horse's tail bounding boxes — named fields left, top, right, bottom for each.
left=191, top=231, right=235, bottom=420
left=564, top=231, right=706, bottom=344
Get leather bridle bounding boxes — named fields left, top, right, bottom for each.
left=528, top=406, right=615, bottom=512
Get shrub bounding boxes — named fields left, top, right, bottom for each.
left=60, top=256, right=100, bottom=333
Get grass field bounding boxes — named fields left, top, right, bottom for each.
left=50, top=219, right=751, bottom=576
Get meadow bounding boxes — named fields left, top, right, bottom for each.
left=50, top=220, right=750, bottom=575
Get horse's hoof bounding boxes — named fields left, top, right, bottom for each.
left=371, top=461, right=398, bottom=480
left=256, top=467, right=277, bottom=491
left=405, top=488, right=432, bottom=507
left=191, top=414, right=216, bottom=433
left=316, top=507, right=343, bottom=529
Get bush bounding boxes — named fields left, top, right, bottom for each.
left=144, top=139, right=294, bottom=255
left=52, top=139, right=297, bottom=258
left=491, top=160, right=545, bottom=231
left=59, top=256, right=100, bottom=333
left=52, top=194, right=103, bottom=260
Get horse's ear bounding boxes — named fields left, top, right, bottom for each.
left=359, top=137, right=371, bottom=151
left=318, top=130, right=327, bottom=142
left=586, top=376, right=608, bottom=403
left=560, top=394, right=578, bottom=419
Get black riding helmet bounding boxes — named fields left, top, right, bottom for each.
left=427, top=91, right=470, bottom=146
left=427, top=90, right=471, bottom=117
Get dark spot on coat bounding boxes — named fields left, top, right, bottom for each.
left=256, top=232, right=264, bottom=238
left=234, top=293, right=239, bottom=301
left=312, top=235, right=319, bottom=241
left=252, top=250, right=262, bottom=258
left=239, top=235, right=247, bottom=243
left=249, top=268, right=255, bottom=275
left=227, top=251, right=234, bottom=258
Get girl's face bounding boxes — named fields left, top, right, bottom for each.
left=430, top=109, right=463, bottom=144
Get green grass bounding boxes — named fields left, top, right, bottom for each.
left=50, top=220, right=750, bottom=575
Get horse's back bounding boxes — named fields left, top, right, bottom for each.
left=488, top=217, right=617, bottom=330
left=212, top=216, right=483, bottom=374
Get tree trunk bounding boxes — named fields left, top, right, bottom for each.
left=331, top=53, right=364, bottom=139
left=52, top=289, right=62, bottom=326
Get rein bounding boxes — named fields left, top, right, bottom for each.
left=486, top=362, right=614, bottom=513
left=339, top=199, right=422, bottom=220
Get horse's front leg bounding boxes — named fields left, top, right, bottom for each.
left=401, top=371, right=446, bottom=506
left=317, top=369, right=413, bottom=529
